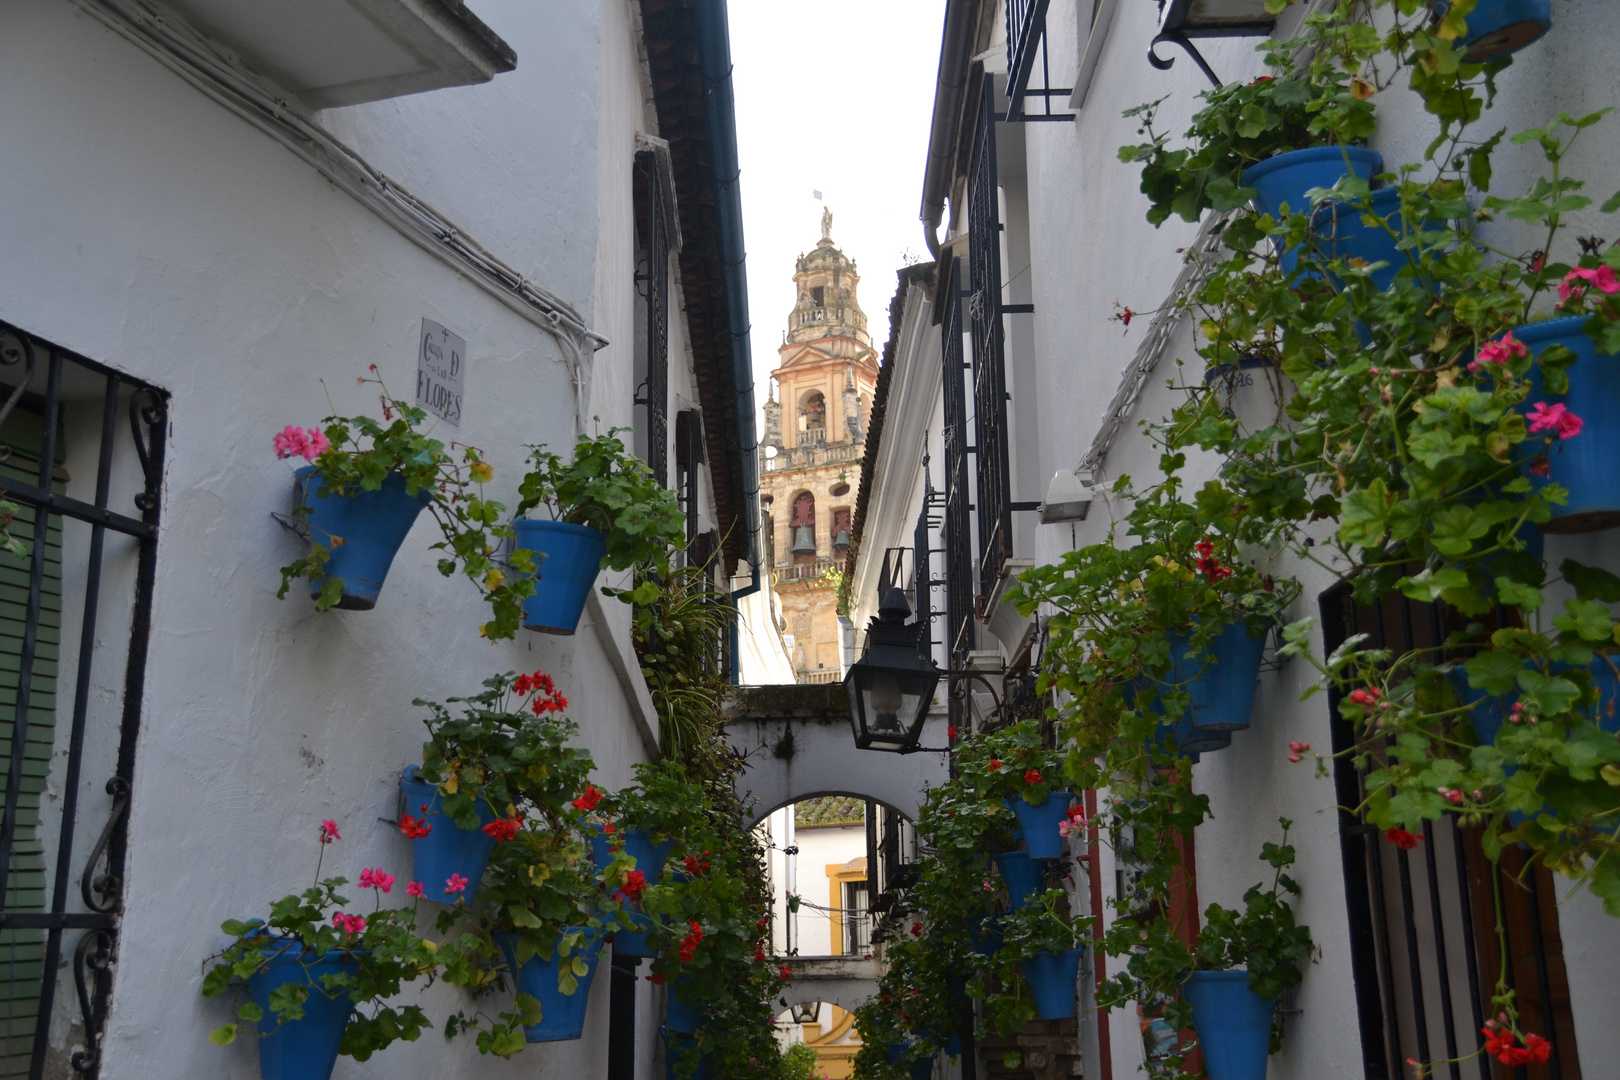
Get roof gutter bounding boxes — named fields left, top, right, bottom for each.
left=920, top=0, right=980, bottom=257
left=692, top=0, right=763, bottom=681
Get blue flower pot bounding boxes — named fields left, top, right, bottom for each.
left=498, top=929, right=604, bottom=1042
left=1511, top=317, right=1620, bottom=533
left=910, top=1054, right=938, bottom=1079
left=590, top=827, right=676, bottom=880
left=294, top=467, right=430, bottom=610
left=1184, top=970, right=1277, bottom=1080
left=1243, top=146, right=1382, bottom=281
left=247, top=946, right=358, bottom=1080
left=993, top=851, right=1046, bottom=910
left=512, top=518, right=607, bottom=634
left=1242, top=146, right=1383, bottom=221
left=1157, top=624, right=1268, bottom=733
left=1434, top=0, right=1551, bottom=62
left=1019, top=947, right=1084, bottom=1021
left=1309, top=187, right=1413, bottom=294
left=1005, top=793, right=1076, bottom=861
left=1131, top=682, right=1228, bottom=761
left=400, top=766, right=497, bottom=905
left=664, top=1028, right=712, bottom=1080
left=592, top=827, right=675, bottom=958
left=665, top=980, right=706, bottom=1034
left=966, top=913, right=1002, bottom=958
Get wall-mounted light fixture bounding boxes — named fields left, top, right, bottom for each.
left=1040, top=470, right=1095, bottom=523
left=844, top=588, right=940, bottom=753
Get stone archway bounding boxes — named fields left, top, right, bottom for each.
left=721, top=684, right=949, bottom=828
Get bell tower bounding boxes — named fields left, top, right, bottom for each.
left=758, top=217, right=881, bottom=684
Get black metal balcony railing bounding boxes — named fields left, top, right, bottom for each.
left=967, top=79, right=1013, bottom=595
left=635, top=149, right=670, bottom=488
left=941, top=257, right=976, bottom=676
left=1005, top=0, right=1074, bottom=122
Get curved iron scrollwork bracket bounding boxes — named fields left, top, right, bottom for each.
left=129, top=387, right=166, bottom=513
left=81, top=777, right=130, bottom=914
left=1148, top=29, right=1223, bottom=89
left=70, top=929, right=115, bottom=1074
left=0, top=325, right=41, bottom=464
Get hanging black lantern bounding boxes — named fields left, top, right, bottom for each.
left=844, top=587, right=940, bottom=753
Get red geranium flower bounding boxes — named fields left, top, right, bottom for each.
left=482, top=817, right=521, bottom=843
left=1024, top=769, right=1042, bottom=786
left=616, top=868, right=648, bottom=903
left=678, top=921, right=704, bottom=963
left=399, top=813, right=432, bottom=840
left=571, top=784, right=603, bottom=813
left=512, top=670, right=568, bottom=714
left=988, top=759, right=1002, bottom=772
left=1385, top=827, right=1422, bottom=850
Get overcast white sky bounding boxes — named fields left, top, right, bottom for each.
left=729, top=0, right=946, bottom=410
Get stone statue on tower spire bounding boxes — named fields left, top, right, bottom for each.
left=820, top=205, right=833, bottom=242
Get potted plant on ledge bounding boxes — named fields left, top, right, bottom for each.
left=201, top=821, right=440, bottom=1080
left=512, top=427, right=686, bottom=634
left=1184, top=820, right=1314, bottom=1080
left=996, top=887, right=1094, bottom=1023
left=1119, top=22, right=1378, bottom=229
left=403, top=668, right=584, bottom=907
left=273, top=369, right=535, bottom=637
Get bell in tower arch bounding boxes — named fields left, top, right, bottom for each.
left=790, top=525, right=817, bottom=556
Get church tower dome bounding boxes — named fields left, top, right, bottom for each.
left=787, top=209, right=870, bottom=346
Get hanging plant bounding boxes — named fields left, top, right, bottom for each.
left=273, top=369, right=536, bottom=638
left=200, top=820, right=442, bottom=1078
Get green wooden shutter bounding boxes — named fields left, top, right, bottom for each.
left=0, top=438, right=64, bottom=1073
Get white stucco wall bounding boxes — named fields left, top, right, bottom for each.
left=0, top=1, right=726, bottom=1076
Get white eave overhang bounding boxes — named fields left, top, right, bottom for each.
left=158, top=0, right=517, bottom=109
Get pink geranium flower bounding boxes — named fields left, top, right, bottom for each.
left=444, top=873, right=469, bottom=895
left=318, top=820, right=341, bottom=844
left=406, top=881, right=424, bottom=898
left=273, top=425, right=330, bottom=462
left=1560, top=264, right=1620, bottom=303
left=1527, top=401, right=1584, bottom=439
left=1468, top=332, right=1527, bottom=373
left=332, top=912, right=366, bottom=935
left=358, top=868, right=395, bottom=893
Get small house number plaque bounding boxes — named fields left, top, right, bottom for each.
left=417, top=318, right=466, bottom=428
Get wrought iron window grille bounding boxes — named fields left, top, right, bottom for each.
left=0, top=320, right=167, bottom=1078
left=1004, top=0, right=1077, bottom=122
left=634, top=148, right=672, bottom=488
left=675, top=409, right=706, bottom=565
left=1149, top=0, right=1278, bottom=89
left=966, top=80, right=1015, bottom=596
left=939, top=259, right=976, bottom=687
